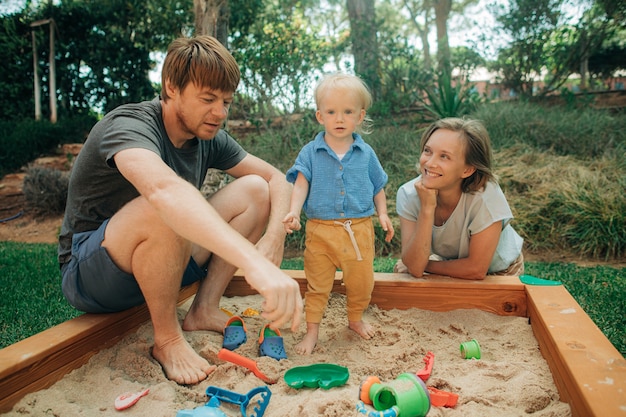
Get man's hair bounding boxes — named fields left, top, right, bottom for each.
left=314, top=73, right=374, bottom=134
left=419, top=117, right=495, bottom=193
left=161, top=35, right=240, bottom=101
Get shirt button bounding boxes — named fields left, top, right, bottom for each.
left=340, top=213, right=345, bottom=217
left=339, top=166, right=343, bottom=170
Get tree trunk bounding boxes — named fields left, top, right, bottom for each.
left=403, top=0, right=433, bottom=74
left=346, top=0, right=380, bottom=100
left=433, top=0, right=451, bottom=74
left=194, top=0, right=230, bottom=47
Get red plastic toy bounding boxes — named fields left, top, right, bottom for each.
left=416, top=352, right=458, bottom=408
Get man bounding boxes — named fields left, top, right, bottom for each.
left=58, top=35, right=303, bottom=385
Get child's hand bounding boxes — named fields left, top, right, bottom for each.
left=379, top=214, right=395, bottom=242
left=282, top=212, right=301, bottom=234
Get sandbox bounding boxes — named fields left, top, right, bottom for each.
left=0, top=270, right=624, bottom=416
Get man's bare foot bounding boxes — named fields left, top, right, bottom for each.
left=182, top=305, right=230, bottom=333
left=349, top=320, right=375, bottom=339
left=151, top=334, right=216, bottom=384
left=294, top=322, right=320, bottom=355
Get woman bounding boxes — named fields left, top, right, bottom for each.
left=395, top=117, right=524, bottom=279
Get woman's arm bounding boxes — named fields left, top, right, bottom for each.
left=400, top=212, right=434, bottom=277
left=400, top=179, right=437, bottom=276
left=423, top=221, right=501, bottom=279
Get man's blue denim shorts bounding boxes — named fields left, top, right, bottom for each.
left=60, top=219, right=206, bottom=313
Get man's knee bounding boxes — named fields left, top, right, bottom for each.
left=242, top=174, right=270, bottom=202
left=227, top=174, right=271, bottom=217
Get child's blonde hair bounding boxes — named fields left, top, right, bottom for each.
left=314, top=73, right=374, bottom=135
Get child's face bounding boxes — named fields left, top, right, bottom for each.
left=419, top=129, right=476, bottom=191
left=315, top=87, right=365, bottom=141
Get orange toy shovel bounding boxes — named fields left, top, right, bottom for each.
left=217, top=348, right=277, bottom=384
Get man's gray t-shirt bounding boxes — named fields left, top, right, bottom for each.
left=58, top=97, right=247, bottom=264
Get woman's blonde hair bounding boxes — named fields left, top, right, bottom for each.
left=161, top=35, right=240, bottom=101
left=314, top=73, right=374, bottom=134
left=420, top=117, right=495, bottom=192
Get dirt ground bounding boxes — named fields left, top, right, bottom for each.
left=1, top=149, right=623, bottom=268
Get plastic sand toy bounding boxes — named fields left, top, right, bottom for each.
left=176, top=386, right=271, bottom=417
left=176, top=397, right=227, bottom=417
left=357, top=373, right=430, bottom=417
left=460, top=339, right=481, bottom=359
left=217, top=348, right=277, bottom=384
left=416, top=351, right=434, bottom=381
left=114, top=388, right=149, bottom=410
left=356, top=352, right=460, bottom=415
left=284, top=363, right=349, bottom=389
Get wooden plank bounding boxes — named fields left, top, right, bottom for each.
left=225, top=270, right=527, bottom=317
left=0, top=282, right=198, bottom=413
left=526, top=285, right=626, bottom=417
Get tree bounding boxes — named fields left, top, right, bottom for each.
left=0, top=0, right=193, bottom=120
left=489, top=0, right=565, bottom=97
left=0, top=11, right=35, bottom=121
left=433, top=0, right=452, bottom=73
left=230, top=1, right=332, bottom=115
left=346, top=0, right=380, bottom=100
left=193, top=0, right=229, bottom=45
left=401, top=0, right=434, bottom=73
left=490, top=0, right=624, bottom=97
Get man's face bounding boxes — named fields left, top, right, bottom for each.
left=172, top=82, right=234, bottom=141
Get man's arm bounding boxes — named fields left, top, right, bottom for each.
left=114, top=147, right=301, bottom=329
left=225, top=153, right=292, bottom=266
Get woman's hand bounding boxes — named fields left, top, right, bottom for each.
left=414, top=178, right=438, bottom=210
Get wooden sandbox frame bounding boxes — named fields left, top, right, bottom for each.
left=0, top=270, right=624, bottom=416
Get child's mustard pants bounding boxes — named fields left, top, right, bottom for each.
left=303, top=217, right=375, bottom=323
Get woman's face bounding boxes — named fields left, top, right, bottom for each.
left=419, top=128, right=475, bottom=191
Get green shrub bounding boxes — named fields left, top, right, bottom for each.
left=473, top=101, right=626, bottom=157
left=417, top=71, right=481, bottom=119
left=0, top=115, right=96, bottom=177
left=0, top=119, right=60, bottom=177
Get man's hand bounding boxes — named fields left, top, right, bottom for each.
left=246, top=263, right=303, bottom=332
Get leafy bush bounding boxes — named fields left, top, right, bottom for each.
left=0, top=119, right=60, bottom=177
left=0, top=115, right=96, bottom=177
left=417, top=71, right=481, bottom=119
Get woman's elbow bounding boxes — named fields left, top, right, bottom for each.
left=464, top=265, right=488, bottom=280
left=402, top=257, right=426, bottom=278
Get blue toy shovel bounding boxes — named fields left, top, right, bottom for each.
left=176, top=386, right=271, bottom=417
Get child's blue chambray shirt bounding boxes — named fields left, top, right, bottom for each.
left=286, top=132, right=388, bottom=220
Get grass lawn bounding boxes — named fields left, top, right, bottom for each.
left=1, top=241, right=624, bottom=357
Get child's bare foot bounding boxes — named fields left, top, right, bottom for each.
left=349, top=320, right=375, bottom=339
left=151, top=334, right=216, bottom=385
left=294, top=322, right=320, bottom=355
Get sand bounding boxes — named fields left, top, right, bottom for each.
left=4, top=293, right=571, bottom=417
